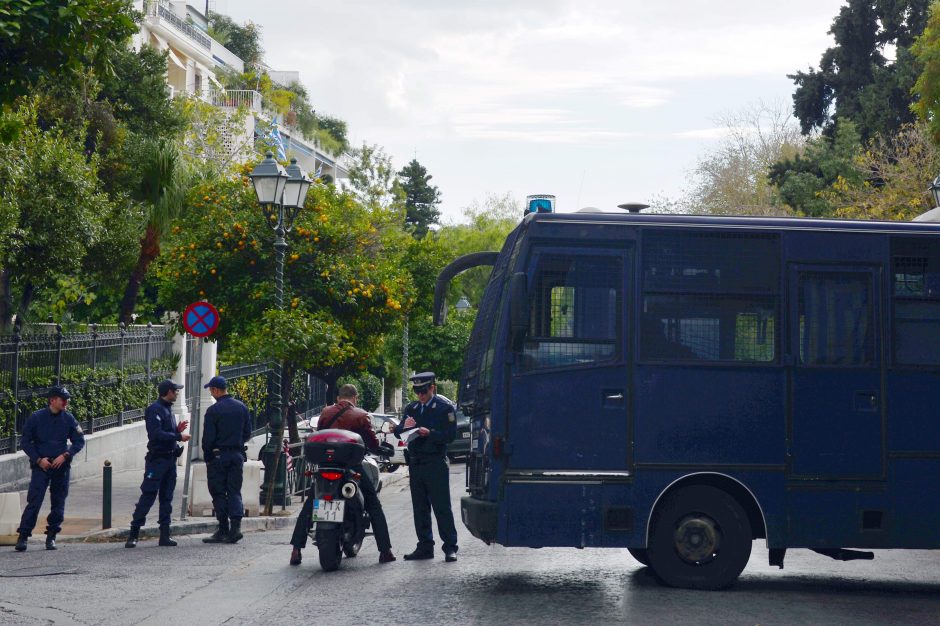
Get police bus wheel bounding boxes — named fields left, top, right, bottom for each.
left=316, top=528, right=343, bottom=572
left=628, top=548, right=649, bottom=566
left=646, top=485, right=752, bottom=590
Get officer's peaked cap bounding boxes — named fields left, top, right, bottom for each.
left=410, top=372, right=436, bottom=390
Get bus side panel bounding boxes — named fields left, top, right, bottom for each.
left=634, top=366, right=785, bottom=465
left=890, top=459, right=940, bottom=549
left=497, top=471, right=787, bottom=549
left=787, top=489, right=862, bottom=548
left=886, top=371, right=940, bottom=452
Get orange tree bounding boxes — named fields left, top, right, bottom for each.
left=153, top=165, right=414, bottom=426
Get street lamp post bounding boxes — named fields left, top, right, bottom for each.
left=249, top=153, right=311, bottom=515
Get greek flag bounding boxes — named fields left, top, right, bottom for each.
left=267, top=123, right=287, bottom=160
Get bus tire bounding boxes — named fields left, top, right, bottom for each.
left=628, top=548, right=649, bottom=566
left=647, top=485, right=752, bottom=590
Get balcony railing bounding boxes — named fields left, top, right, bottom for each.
left=210, top=89, right=263, bottom=113
left=144, top=1, right=211, bottom=50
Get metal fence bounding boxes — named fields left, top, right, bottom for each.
left=0, top=323, right=175, bottom=455
left=219, top=364, right=328, bottom=437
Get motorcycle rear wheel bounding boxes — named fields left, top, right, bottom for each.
left=343, top=536, right=363, bottom=558
left=316, top=527, right=343, bottom=572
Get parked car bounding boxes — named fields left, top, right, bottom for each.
left=369, top=413, right=407, bottom=471
left=433, top=395, right=470, bottom=461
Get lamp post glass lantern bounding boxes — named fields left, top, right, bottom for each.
left=931, top=175, right=940, bottom=208
left=456, top=296, right=471, bottom=313
left=248, top=151, right=311, bottom=513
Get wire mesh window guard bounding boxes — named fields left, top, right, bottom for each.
left=891, top=238, right=940, bottom=365
left=797, top=272, right=873, bottom=367
left=640, top=230, right=780, bottom=363
left=521, top=254, right=621, bottom=371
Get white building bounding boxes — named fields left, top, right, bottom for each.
left=132, top=1, right=348, bottom=181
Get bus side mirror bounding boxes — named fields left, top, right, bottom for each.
left=509, top=272, right=529, bottom=351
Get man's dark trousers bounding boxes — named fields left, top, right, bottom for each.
left=207, top=449, right=245, bottom=521
left=290, top=466, right=391, bottom=552
left=17, top=465, right=70, bottom=537
left=409, top=457, right=458, bottom=553
left=130, top=456, right=176, bottom=528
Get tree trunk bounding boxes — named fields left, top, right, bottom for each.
left=0, top=268, right=13, bottom=333
left=282, top=363, right=300, bottom=445
left=16, top=281, right=34, bottom=328
left=119, top=224, right=161, bottom=326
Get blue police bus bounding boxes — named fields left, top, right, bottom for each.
left=434, top=210, right=940, bottom=589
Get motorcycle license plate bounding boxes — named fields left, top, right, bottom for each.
left=312, top=499, right=345, bottom=522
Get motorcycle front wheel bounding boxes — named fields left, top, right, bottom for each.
left=316, top=527, right=343, bottom=572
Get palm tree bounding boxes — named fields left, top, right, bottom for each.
left=118, top=139, right=189, bottom=325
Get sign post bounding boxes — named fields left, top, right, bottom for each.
left=179, top=301, right=220, bottom=521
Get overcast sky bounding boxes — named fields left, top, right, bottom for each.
left=214, top=0, right=846, bottom=222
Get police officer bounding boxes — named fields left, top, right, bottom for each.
left=394, top=372, right=459, bottom=562
left=14, top=387, right=85, bottom=552
left=200, top=376, right=252, bottom=544
left=125, top=380, right=190, bottom=549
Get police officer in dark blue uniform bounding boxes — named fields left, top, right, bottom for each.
left=394, top=372, right=459, bottom=562
left=125, top=380, right=191, bottom=549
left=14, top=387, right=85, bottom=552
left=200, top=376, right=252, bottom=544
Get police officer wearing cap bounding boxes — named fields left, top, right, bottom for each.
left=14, top=387, right=85, bottom=552
left=125, top=380, right=190, bottom=549
left=394, top=372, right=459, bottom=562
left=201, top=376, right=252, bottom=544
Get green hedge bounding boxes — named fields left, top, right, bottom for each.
left=0, top=355, right=177, bottom=434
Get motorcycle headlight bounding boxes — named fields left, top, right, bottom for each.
left=341, top=481, right=358, bottom=499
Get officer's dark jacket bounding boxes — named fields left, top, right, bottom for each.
left=394, top=395, right=456, bottom=461
left=145, top=398, right=181, bottom=454
left=20, top=407, right=85, bottom=464
left=201, top=394, right=252, bottom=459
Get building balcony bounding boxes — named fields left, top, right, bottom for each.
left=210, top=89, right=263, bottom=113
left=143, top=1, right=211, bottom=51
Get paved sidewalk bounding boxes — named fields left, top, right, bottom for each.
left=7, top=464, right=409, bottom=544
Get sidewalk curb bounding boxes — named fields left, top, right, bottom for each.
left=64, top=467, right=410, bottom=543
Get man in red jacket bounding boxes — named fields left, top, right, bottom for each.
left=288, top=384, right=395, bottom=566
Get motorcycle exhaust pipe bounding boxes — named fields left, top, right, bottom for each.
left=341, top=481, right=358, bottom=499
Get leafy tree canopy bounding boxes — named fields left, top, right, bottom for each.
left=0, top=0, right=138, bottom=106
left=789, top=0, right=930, bottom=142
left=912, top=1, right=940, bottom=143
left=154, top=168, right=414, bottom=386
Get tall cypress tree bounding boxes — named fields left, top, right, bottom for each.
left=789, top=0, right=930, bottom=142
left=398, top=159, right=442, bottom=238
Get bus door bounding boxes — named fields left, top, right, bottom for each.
left=788, top=265, right=883, bottom=479
left=508, top=248, right=631, bottom=471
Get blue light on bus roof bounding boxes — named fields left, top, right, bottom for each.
left=525, top=194, right=555, bottom=216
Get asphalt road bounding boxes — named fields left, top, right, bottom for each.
left=1, top=465, right=940, bottom=625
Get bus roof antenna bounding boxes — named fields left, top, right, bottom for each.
left=617, top=203, right=649, bottom=213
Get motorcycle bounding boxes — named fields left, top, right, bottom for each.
left=303, top=428, right=394, bottom=572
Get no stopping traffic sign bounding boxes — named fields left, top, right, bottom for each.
left=182, top=301, right=220, bottom=337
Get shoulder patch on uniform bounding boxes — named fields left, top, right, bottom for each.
left=75, top=425, right=83, bottom=434
left=448, top=412, right=455, bottom=423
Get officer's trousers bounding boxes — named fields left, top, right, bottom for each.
left=130, top=456, right=177, bottom=528
left=18, top=464, right=70, bottom=537
left=408, top=456, right=458, bottom=553
left=207, top=450, right=245, bottom=521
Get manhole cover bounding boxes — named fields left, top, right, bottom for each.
left=0, top=566, right=79, bottom=577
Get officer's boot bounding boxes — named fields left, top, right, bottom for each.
left=202, top=518, right=229, bottom=544
left=158, top=525, right=177, bottom=547
left=45, top=533, right=57, bottom=551
left=14, top=532, right=27, bottom=552
left=225, top=518, right=243, bottom=544
left=125, top=526, right=140, bottom=549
